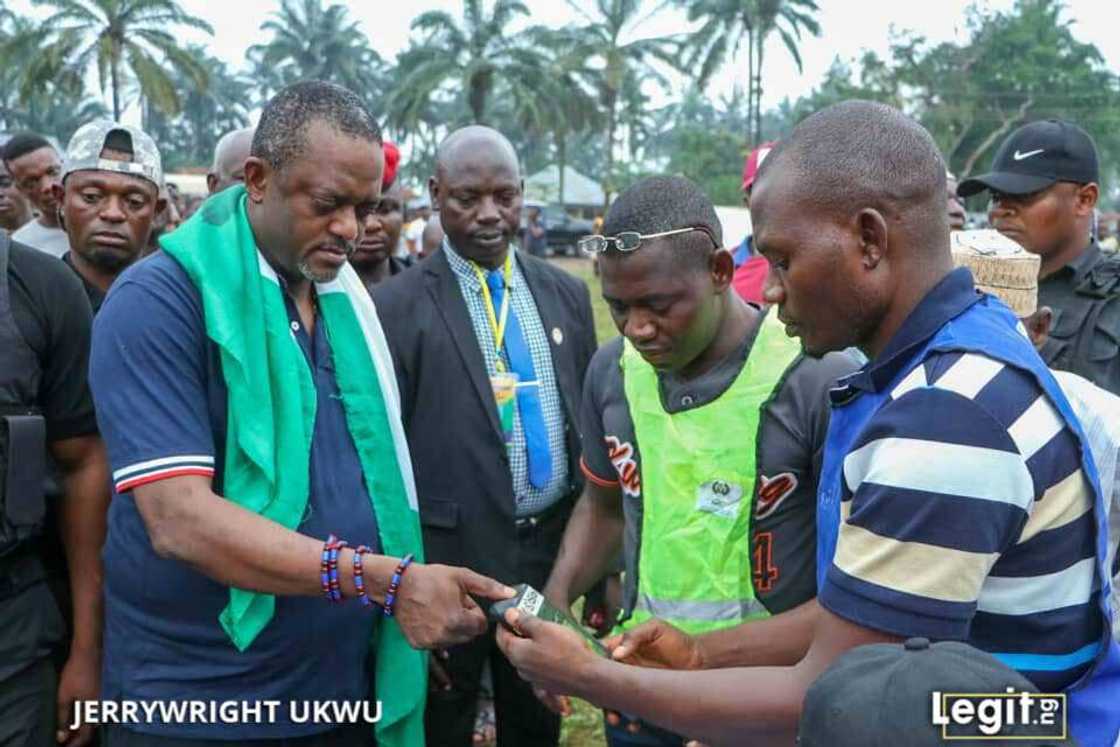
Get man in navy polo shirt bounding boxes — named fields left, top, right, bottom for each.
left=90, top=82, right=512, bottom=746
left=496, top=102, right=1120, bottom=747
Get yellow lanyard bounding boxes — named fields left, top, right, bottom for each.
left=474, top=253, right=513, bottom=373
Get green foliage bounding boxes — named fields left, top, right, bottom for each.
left=645, top=89, right=751, bottom=204
left=761, top=0, right=1120, bottom=208
left=386, top=0, right=539, bottom=128
left=383, top=0, right=563, bottom=188
left=908, top=0, right=1120, bottom=193
left=143, top=45, right=250, bottom=170
left=246, top=0, right=385, bottom=109
left=0, top=12, right=108, bottom=140
left=544, top=0, right=682, bottom=205
left=772, top=53, right=900, bottom=131
left=3, top=0, right=1118, bottom=208
left=676, top=0, right=821, bottom=143
left=2, top=0, right=214, bottom=120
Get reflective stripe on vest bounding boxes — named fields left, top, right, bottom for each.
left=634, top=593, right=770, bottom=623
left=620, top=310, right=802, bottom=635
left=816, top=294, right=1120, bottom=747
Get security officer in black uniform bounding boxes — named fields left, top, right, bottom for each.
left=0, top=226, right=109, bottom=746
left=959, top=119, right=1120, bottom=395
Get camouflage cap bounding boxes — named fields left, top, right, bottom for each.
left=62, top=120, right=162, bottom=188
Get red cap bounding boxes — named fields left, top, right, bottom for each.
left=742, top=141, right=777, bottom=192
left=382, top=141, right=400, bottom=190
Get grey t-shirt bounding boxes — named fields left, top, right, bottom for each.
left=12, top=220, right=70, bottom=259
left=580, top=309, right=859, bottom=618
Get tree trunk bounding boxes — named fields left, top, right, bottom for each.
left=604, top=91, right=618, bottom=210
left=110, top=46, right=122, bottom=120
left=753, top=35, right=766, bottom=144
left=470, top=87, right=486, bottom=124
left=946, top=116, right=976, bottom=173
left=470, top=69, right=494, bottom=125
left=745, top=29, right=755, bottom=145
left=961, top=97, right=1034, bottom=177
left=556, top=131, right=567, bottom=208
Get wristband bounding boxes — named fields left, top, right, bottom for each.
left=328, top=538, right=349, bottom=602
left=321, top=535, right=348, bottom=603
left=320, top=536, right=338, bottom=600
left=383, top=553, right=415, bottom=618
left=353, top=544, right=373, bottom=608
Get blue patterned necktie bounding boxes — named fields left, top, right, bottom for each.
left=486, top=268, right=553, bottom=490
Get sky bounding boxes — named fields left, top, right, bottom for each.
left=8, top=0, right=1120, bottom=123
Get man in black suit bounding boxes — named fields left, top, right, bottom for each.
left=375, top=126, right=597, bottom=747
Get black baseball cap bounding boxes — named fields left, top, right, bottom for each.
left=797, top=638, right=1062, bottom=747
left=957, top=119, right=1099, bottom=198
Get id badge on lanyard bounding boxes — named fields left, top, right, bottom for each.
left=491, top=371, right=519, bottom=444
left=477, top=256, right=516, bottom=444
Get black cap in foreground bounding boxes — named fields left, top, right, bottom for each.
left=957, top=119, right=1099, bottom=198
left=797, top=638, right=1067, bottom=747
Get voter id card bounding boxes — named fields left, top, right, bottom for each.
left=490, top=584, right=608, bottom=656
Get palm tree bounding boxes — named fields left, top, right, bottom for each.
left=144, top=45, right=250, bottom=168
left=0, top=9, right=26, bottom=130
left=246, top=0, right=384, bottom=105
left=548, top=0, right=680, bottom=205
left=3, top=0, right=214, bottom=121
left=23, top=95, right=110, bottom=146
left=510, top=28, right=604, bottom=205
left=387, top=0, right=546, bottom=127
left=678, top=0, right=820, bottom=143
left=178, top=51, right=251, bottom=164
left=0, top=6, right=15, bottom=33
left=0, top=11, right=108, bottom=138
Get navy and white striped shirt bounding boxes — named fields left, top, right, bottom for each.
left=821, top=302, right=1102, bottom=692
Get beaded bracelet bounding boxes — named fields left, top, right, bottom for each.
left=321, top=535, right=349, bottom=603
left=383, top=553, right=415, bottom=618
left=352, top=544, right=373, bottom=607
left=328, top=538, right=349, bottom=603
left=320, top=535, right=338, bottom=600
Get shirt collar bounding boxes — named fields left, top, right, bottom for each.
left=1039, top=240, right=1100, bottom=286
left=443, top=239, right=517, bottom=291
left=1065, top=241, right=1101, bottom=285
left=841, top=267, right=982, bottom=395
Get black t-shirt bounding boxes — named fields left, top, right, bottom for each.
left=8, top=242, right=97, bottom=442
left=4, top=240, right=96, bottom=672
left=580, top=309, right=860, bottom=617
left=1038, top=241, right=1120, bottom=396
left=62, top=251, right=107, bottom=314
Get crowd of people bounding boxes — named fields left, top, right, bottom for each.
left=1, top=78, right=1118, bottom=747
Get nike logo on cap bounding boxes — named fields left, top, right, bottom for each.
left=1013, top=148, right=1045, bottom=160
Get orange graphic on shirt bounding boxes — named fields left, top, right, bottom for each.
left=605, top=436, right=641, bottom=498
left=756, top=472, right=798, bottom=520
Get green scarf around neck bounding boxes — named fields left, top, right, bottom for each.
left=161, top=184, right=426, bottom=746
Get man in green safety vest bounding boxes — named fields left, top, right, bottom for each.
left=541, top=175, right=857, bottom=746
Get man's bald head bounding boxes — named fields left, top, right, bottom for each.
left=421, top=216, right=444, bottom=258
left=430, top=126, right=523, bottom=268
left=757, top=100, right=948, bottom=243
left=435, top=126, right=521, bottom=181
left=208, top=127, right=255, bottom=194
left=751, top=101, right=955, bottom=359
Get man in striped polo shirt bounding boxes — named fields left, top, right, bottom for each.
left=496, top=101, right=1120, bottom=746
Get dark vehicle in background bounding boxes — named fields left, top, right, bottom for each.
left=523, top=201, right=595, bottom=256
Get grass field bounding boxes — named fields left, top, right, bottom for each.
left=553, top=256, right=617, bottom=343
left=553, top=256, right=612, bottom=747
